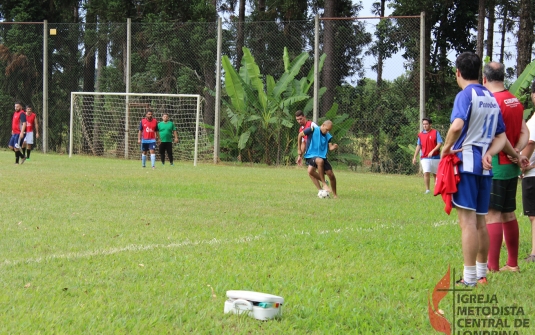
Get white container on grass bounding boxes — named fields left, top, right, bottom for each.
left=224, top=290, right=284, bottom=320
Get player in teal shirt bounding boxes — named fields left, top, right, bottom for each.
left=157, top=113, right=178, bottom=165
left=298, top=120, right=338, bottom=198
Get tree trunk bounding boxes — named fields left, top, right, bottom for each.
left=376, top=0, right=385, bottom=87
left=486, top=0, right=494, bottom=60
left=236, top=0, right=245, bottom=67
left=203, top=2, right=218, bottom=127
left=321, top=0, right=336, bottom=116
left=517, top=0, right=533, bottom=76
left=94, top=22, right=107, bottom=156
left=82, top=3, right=96, bottom=154
left=499, top=3, right=507, bottom=64
left=476, top=0, right=485, bottom=82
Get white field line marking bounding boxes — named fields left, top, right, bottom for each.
left=1, top=220, right=456, bottom=268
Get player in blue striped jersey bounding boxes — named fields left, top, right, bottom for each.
left=441, top=52, right=528, bottom=287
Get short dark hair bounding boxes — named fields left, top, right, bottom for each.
left=14, top=101, right=22, bottom=106
left=295, top=110, right=304, bottom=117
left=422, top=117, right=432, bottom=124
left=483, top=62, right=505, bottom=82
left=456, top=52, right=481, bottom=81
left=26, top=105, right=33, bottom=109
left=532, top=80, right=535, bottom=94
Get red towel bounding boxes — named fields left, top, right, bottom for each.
left=434, top=154, right=461, bottom=214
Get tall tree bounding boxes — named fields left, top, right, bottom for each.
left=486, top=0, right=495, bottom=60
left=321, top=0, right=336, bottom=114
left=476, top=0, right=485, bottom=81
left=236, top=0, right=245, bottom=67
left=517, top=0, right=533, bottom=76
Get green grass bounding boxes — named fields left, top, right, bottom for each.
left=1, top=151, right=534, bottom=334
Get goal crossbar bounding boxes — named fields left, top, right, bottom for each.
left=69, top=92, right=208, bottom=166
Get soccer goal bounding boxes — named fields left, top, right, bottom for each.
left=69, top=92, right=212, bottom=165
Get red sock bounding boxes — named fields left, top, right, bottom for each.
left=503, top=219, right=519, bottom=267
left=487, top=223, right=503, bottom=272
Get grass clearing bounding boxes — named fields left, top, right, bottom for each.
left=1, top=151, right=534, bottom=334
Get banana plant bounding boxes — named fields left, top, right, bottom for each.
left=221, top=46, right=322, bottom=164
left=509, top=59, right=535, bottom=118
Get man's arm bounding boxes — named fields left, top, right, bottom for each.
left=441, top=118, right=464, bottom=157
left=35, top=115, right=40, bottom=138
left=173, top=130, right=178, bottom=143
left=328, top=142, right=338, bottom=151
left=297, top=131, right=305, bottom=155
left=412, top=144, right=421, bottom=164
left=521, top=141, right=535, bottom=173
left=515, top=119, right=529, bottom=152
left=429, top=141, right=442, bottom=158
left=483, top=134, right=528, bottom=170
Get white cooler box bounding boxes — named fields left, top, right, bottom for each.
left=224, top=290, right=284, bottom=320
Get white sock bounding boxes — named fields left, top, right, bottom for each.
left=142, top=154, right=147, bottom=166
left=151, top=154, right=156, bottom=167
left=463, top=265, right=477, bottom=284
left=476, top=261, right=487, bottom=279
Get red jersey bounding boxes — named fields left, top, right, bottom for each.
left=417, top=129, right=439, bottom=158
left=140, top=118, right=158, bottom=140
left=26, top=113, right=36, bottom=133
left=12, top=110, right=26, bottom=134
left=299, top=120, right=313, bottom=141
left=493, top=90, right=524, bottom=164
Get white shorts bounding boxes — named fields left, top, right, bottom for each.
left=420, top=158, right=439, bottom=173
left=24, top=132, right=34, bottom=145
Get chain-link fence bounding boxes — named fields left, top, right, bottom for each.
left=0, top=16, right=423, bottom=173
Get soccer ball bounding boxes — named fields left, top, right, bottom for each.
left=317, top=190, right=329, bottom=198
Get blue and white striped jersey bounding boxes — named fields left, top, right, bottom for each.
left=450, top=84, right=505, bottom=176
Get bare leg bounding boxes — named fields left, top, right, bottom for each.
left=530, top=216, right=535, bottom=256
left=308, top=165, right=321, bottom=190
left=315, top=158, right=330, bottom=191
left=457, top=208, right=488, bottom=266
left=424, top=172, right=430, bottom=191
left=326, top=170, right=337, bottom=198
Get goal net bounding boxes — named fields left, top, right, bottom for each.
left=69, top=92, right=212, bottom=165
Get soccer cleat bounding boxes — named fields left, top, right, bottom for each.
left=524, top=254, right=535, bottom=262
left=142, top=165, right=146, bottom=168
left=170, top=163, right=174, bottom=166
left=455, top=277, right=476, bottom=287
left=20, top=156, right=26, bottom=165
left=499, top=264, right=520, bottom=272
left=477, top=277, right=488, bottom=285
left=152, top=166, right=155, bottom=169
left=26, top=158, right=30, bottom=160
left=425, top=190, right=430, bottom=194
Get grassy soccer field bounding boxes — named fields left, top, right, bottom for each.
left=1, top=151, right=534, bottom=334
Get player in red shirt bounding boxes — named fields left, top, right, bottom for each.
left=295, top=110, right=316, bottom=166
left=483, top=62, right=529, bottom=272
left=137, top=110, right=160, bottom=168
left=22, top=105, right=39, bottom=160
left=8, top=102, right=27, bottom=164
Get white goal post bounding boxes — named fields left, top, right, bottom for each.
left=69, top=92, right=212, bottom=166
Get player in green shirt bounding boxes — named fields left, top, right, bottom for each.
left=157, top=113, right=178, bottom=165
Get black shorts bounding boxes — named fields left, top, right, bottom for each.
left=306, top=157, right=332, bottom=171
left=522, top=177, right=535, bottom=217
left=488, top=177, right=518, bottom=213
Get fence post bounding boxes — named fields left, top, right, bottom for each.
left=419, top=12, right=425, bottom=132
left=214, top=17, right=222, bottom=164
left=125, top=18, right=131, bottom=158
left=313, top=14, right=319, bottom=124
left=43, top=20, right=48, bottom=153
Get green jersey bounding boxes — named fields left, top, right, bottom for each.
left=158, top=121, right=176, bottom=143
